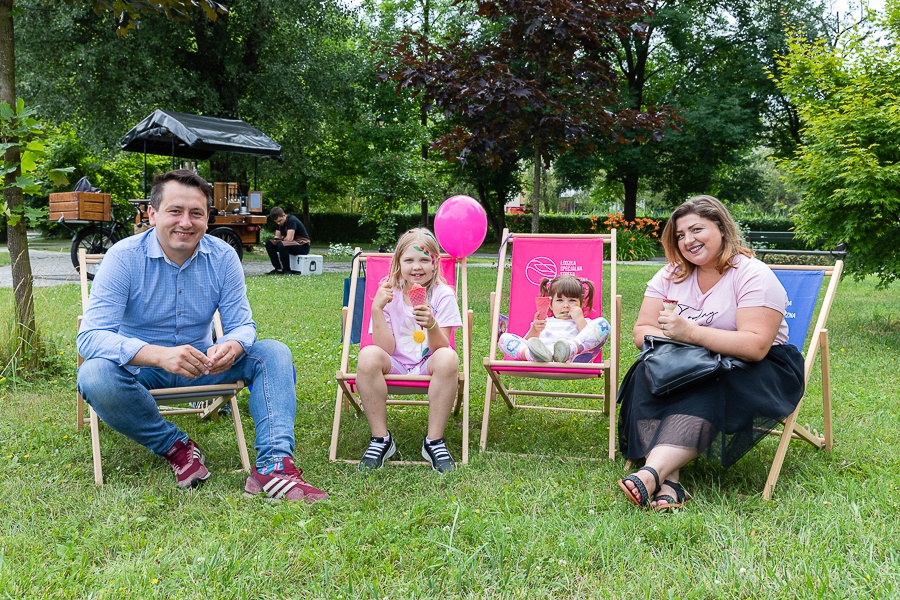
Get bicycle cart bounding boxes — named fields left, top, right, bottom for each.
left=49, top=190, right=133, bottom=279
left=120, top=110, right=283, bottom=261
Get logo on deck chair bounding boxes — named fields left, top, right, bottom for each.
left=524, top=256, right=558, bottom=285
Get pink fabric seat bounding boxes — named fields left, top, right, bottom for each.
left=333, top=253, right=472, bottom=465
left=481, top=231, right=621, bottom=459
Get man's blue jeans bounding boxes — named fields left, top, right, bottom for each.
left=77, top=339, right=296, bottom=469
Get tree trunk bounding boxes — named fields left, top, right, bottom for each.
left=531, top=142, right=541, bottom=233
left=477, top=181, right=501, bottom=241
left=1, top=0, right=39, bottom=365
left=491, top=180, right=507, bottom=240
left=419, top=0, right=430, bottom=228
left=623, top=174, right=639, bottom=222
left=298, top=176, right=310, bottom=230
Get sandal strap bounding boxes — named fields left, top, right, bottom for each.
left=655, top=494, right=677, bottom=506
left=639, top=466, right=660, bottom=492
left=623, top=473, right=651, bottom=507
left=663, top=479, right=686, bottom=504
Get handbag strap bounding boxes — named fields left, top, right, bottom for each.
left=642, top=334, right=748, bottom=370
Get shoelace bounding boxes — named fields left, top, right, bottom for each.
left=364, top=439, right=390, bottom=460
left=427, top=441, right=451, bottom=462
left=277, top=467, right=306, bottom=482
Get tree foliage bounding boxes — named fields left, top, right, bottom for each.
left=1, top=0, right=223, bottom=372
left=776, top=7, right=900, bottom=286
left=385, top=0, right=674, bottom=232
left=574, top=0, right=828, bottom=219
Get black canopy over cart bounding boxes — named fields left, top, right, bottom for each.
left=119, top=109, right=284, bottom=260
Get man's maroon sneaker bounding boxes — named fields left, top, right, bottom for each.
left=244, top=457, right=329, bottom=503
left=163, top=438, right=211, bottom=489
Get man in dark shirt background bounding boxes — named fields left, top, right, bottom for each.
left=266, top=206, right=311, bottom=274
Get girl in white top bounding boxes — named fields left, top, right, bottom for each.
left=499, top=275, right=611, bottom=363
left=355, top=228, right=462, bottom=473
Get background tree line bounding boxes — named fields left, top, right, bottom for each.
left=4, top=0, right=897, bottom=274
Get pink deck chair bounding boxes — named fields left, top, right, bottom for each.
left=481, top=230, right=621, bottom=459
left=333, top=253, right=473, bottom=465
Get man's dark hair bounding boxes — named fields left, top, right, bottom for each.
left=149, top=170, right=213, bottom=210
left=269, top=206, right=285, bottom=219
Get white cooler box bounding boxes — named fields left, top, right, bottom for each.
left=289, top=254, right=324, bottom=275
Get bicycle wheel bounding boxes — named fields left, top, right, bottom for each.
left=208, top=227, right=244, bottom=261
left=70, top=226, right=122, bottom=279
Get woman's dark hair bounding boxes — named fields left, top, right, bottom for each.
left=538, top=274, right=595, bottom=315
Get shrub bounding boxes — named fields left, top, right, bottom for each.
left=591, top=213, right=662, bottom=261
left=327, top=242, right=355, bottom=260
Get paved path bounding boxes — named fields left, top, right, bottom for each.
left=0, top=248, right=351, bottom=288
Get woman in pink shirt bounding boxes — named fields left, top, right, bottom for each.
left=617, top=195, right=804, bottom=511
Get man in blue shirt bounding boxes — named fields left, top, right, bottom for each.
left=77, top=170, right=327, bottom=502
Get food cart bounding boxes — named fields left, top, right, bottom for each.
left=119, top=109, right=285, bottom=260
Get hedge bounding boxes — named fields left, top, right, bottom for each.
left=297, top=212, right=802, bottom=244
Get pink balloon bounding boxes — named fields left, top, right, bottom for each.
left=434, top=195, right=487, bottom=258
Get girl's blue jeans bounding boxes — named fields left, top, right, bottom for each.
left=77, top=339, right=296, bottom=469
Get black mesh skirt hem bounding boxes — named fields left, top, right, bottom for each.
left=617, top=343, right=805, bottom=468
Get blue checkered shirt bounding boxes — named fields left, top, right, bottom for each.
left=76, top=229, right=257, bottom=373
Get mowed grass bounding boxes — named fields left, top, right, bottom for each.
left=2, top=263, right=900, bottom=598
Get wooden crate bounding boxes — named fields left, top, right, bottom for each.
left=49, top=192, right=111, bottom=222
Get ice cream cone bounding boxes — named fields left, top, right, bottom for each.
left=408, top=284, right=429, bottom=307
left=535, top=296, right=551, bottom=318
left=663, top=298, right=678, bottom=312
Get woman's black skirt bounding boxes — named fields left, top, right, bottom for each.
left=617, top=343, right=805, bottom=468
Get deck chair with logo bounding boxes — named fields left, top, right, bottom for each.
left=75, top=249, right=252, bottom=486
left=332, top=253, right=473, bottom=466
left=481, top=230, right=621, bottom=459
left=762, top=261, right=843, bottom=499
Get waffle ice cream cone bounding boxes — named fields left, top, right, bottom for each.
left=662, top=298, right=678, bottom=312
left=535, top=296, right=551, bottom=318
left=408, top=284, right=429, bottom=307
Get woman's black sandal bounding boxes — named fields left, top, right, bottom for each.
left=653, top=479, right=689, bottom=512
left=618, top=466, right=660, bottom=508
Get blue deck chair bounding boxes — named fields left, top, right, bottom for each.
left=763, top=261, right=843, bottom=500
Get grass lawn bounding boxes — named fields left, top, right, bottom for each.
left=1, top=263, right=899, bottom=598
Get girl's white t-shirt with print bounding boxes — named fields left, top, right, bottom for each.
left=645, top=254, right=790, bottom=345
left=538, top=318, right=580, bottom=344
left=372, top=283, right=462, bottom=368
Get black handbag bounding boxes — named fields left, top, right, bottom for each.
left=640, top=335, right=746, bottom=396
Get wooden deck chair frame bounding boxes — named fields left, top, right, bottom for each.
left=76, top=249, right=252, bottom=486
left=332, top=252, right=473, bottom=466
left=480, top=230, right=622, bottom=459
left=763, top=260, right=843, bottom=500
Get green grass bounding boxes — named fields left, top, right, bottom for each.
left=2, top=265, right=899, bottom=598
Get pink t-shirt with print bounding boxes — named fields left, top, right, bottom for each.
left=645, top=254, right=789, bottom=345
left=370, top=283, right=463, bottom=369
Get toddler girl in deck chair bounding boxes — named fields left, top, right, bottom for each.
left=499, top=275, right=610, bottom=363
